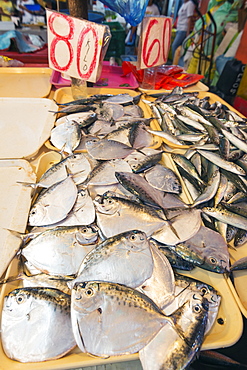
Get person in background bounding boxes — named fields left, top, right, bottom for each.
left=171, top=0, right=195, bottom=63
left=0, top=0, right=15, bottom=21
left=129, top=0, right=160, bottom=54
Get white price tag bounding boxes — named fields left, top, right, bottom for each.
left=137, top=16, right=172, bottom=70
left=46, top=9, right=106, bottom=83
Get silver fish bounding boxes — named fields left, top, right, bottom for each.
left=139, top=293, right=208, bottom=370
left=203, top=206, right=247, bottom=231
left=144, top=164, right=182, bottom=194
left=85, top=138, right=135, bottom=160
left=152, top=208, right=202, bottom=246
left=28, top=176, right=78, bottom=226
left=197, top=150, right=246, bottom=176
left=94, top=192, right=168, bottom=238
left=85, top=159, right=132, bottom=186
left=50, top=121, right=81, bottom=154
left=136, top=242, right=175, bottom=310
left=1, top=287, right=76, bottom=362
left=192, top=168, right=220, bottom=207
left=71, top=281, right=177, bottom=356
left=22, top=225, right=99, bottom=276
left=72, top=230, right=153, bottom=288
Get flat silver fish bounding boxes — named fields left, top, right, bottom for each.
left=22, top=225, right=99, bottom=276
left=1, top=287, right=76, bottom=362
left=94, top=192, right=168, bottom=238
left=28, top=176, right=78, bottom=226
left=71, top=281, right=176, bottom=356
left=50, top=121, right=81, bottom=154
left=72, top=230, right=153, bottom=288
left=144, top=164, right=182, bottom=194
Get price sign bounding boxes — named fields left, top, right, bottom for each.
left=137, top=16, right=172, bottom=70
left=46, top=9, right=107, bottom=83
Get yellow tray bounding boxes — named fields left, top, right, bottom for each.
left=0, top=68, right=52, bottom=98
left=45, top=87, right=163, bottom=152
left=138, top=80, right=209, bottom=94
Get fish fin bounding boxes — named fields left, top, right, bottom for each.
left=227, top=243, right=237, bottom=251
left=16, top=181, right=37, bottom=188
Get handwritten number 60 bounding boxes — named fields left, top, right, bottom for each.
left=142, top=18, right=171, bottom=68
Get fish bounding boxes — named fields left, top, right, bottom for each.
left=50, top=121, right=81, bottom=154
left=136, top=242, right=175, bottom=310
left=171, top=153, right=205, bottom=186
left=94, top=192, right=168, bottom=238
left=56, top=112, right=97, bottom=128
left=129, top=122, right=154, bottom=149
left=1, top=287, right=76, bottom=362
left=84, top=159, right=132, bottom=186
left=222, top=128, right=247, bottom=153
left=28, top=176, right=78, bottom=226
left=115, top=171, right=181, bottom=211
left=71, top=280, right=187, bottom=357
left=192, top=168, right=220, bottom=207
left=71, top=230, right=154, bottom=289
left=230, top=256, right=247, bottom=271
left=152, top=208, right=202, bottom=246
left=127, top=151, right=163, bottom=173
left=85, top=138, right=135, bottom=160
left=139, top=293, right=208, bottom=370
left=144, top=164, right=182, bottom=194
left=171, top=225, right=230, bottom=273
left=234, top=228, right=247, bottom=247
left=37, top=153, right=92, bottom=188
left=21, top=225, right=99, bottom=276
left=197, top=150, right=246, bottom=176
left=203, top=206, right=247, bottom=231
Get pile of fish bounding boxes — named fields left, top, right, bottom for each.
left=4, top=89, right=243, bottom=369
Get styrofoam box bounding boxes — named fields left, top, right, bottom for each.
left=0, top=159, right=36, bottom=278
left=0, top=97, right=57, bottom=159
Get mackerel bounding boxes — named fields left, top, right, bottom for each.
left=197, top=150, right=246, bottom=176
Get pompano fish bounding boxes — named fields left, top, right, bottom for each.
left=136, top=242, right=175, bottom=310
left=84, top=159, right=132, bottom=186
left=56, top=112, right=97, bottom=128
left=152, top=208, right=202, bottom=246
left=22, top=225, right=99, bottom=276
left=139, top=293, right=208, bottom=370
left=28, top=176, right=78, bottom=226
left=129, top=122, right=154, bottom=149
left=85, top=138, right=135, bottom=160
left=71, top=230, right=153, bottom=289
left=50, top=121, right=81, bottom=154
left=127, top=151, right=163, bottom=173
left=144, top=163, right=182, bottom=194
left=1, top=287, right=76, bottom=362
left=94, top=192, right=169, bottom=237
left=40, top=153, right=91, bottom=187
left=30, top=188, right=95, bottom=232
left=71, top=281, right=182, bottom=357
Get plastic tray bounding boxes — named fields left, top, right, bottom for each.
left=139, top=80, right=209, bottom=94
left=0, top=97, right=57, bottom=160
left=0, top=151, right=243, bottom=370
left=0, top=68, right=52, bottom=97
left=0, top=159, right=36, bottom=278
left=45, top=87, right=163, bottom=151
left=50, top=65, right=139, bottom=90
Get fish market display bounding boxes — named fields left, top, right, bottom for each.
left=4, top=88, right=247, bottom=369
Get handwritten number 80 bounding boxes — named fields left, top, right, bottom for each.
left=48, top=13, right=98, bottom=79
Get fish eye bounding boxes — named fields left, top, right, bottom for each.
left=130, top=234, right=137, bottom=241
left=16, top=294, right=26, bottom=304
left=31, top=210, right=36, bottom=215
left=209, top=257, right=217, bottom=264
left=200, top=287, right=208, bottom=295
left=107, top=199, right=113, bottom=204
left=82, top=228, right=88, bottom=233
left=193, top=304, right=201, bottom=313
left=85, top=288, right=94, bottom=296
